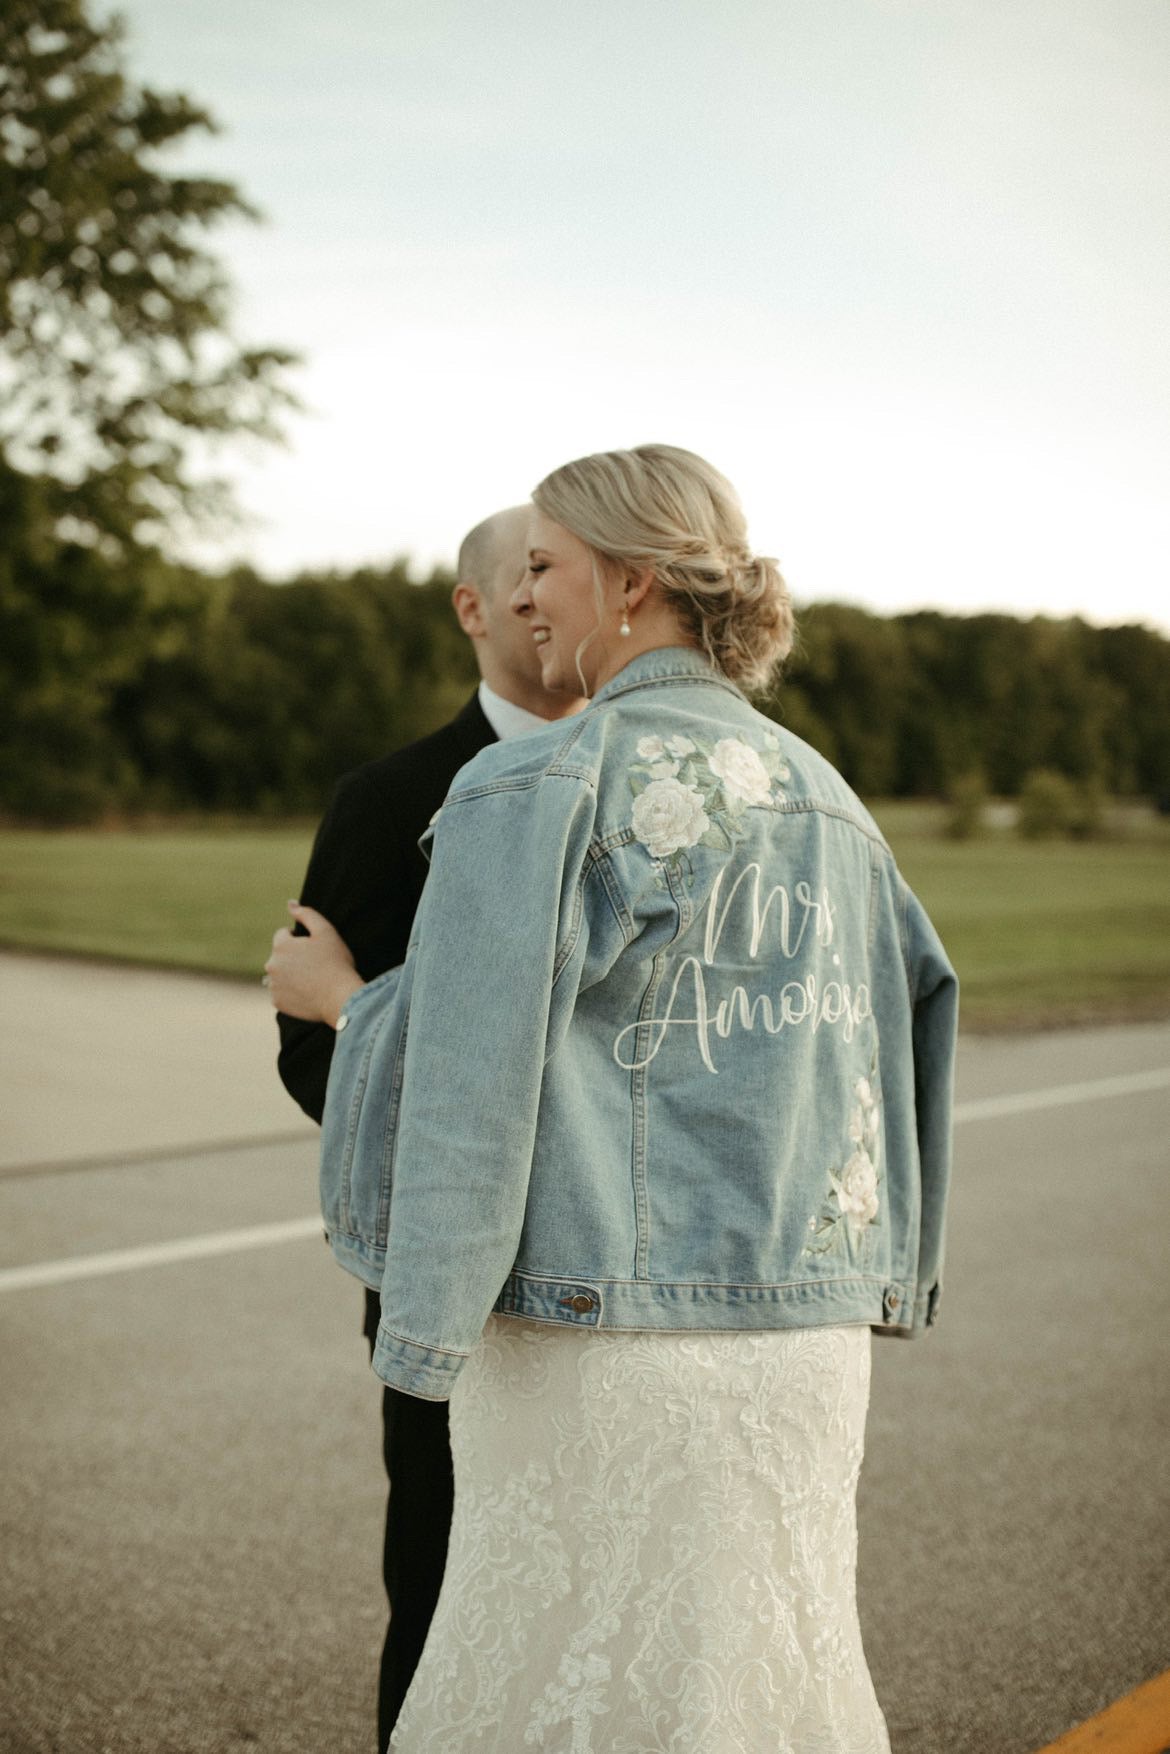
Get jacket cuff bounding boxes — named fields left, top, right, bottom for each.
left=338, top=964, right=399, bottom=1023
left=873, top=1282, right=942, bottom=1339
left=371, top=1325, right=469, bottom=1400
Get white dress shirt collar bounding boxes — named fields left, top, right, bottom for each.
left=477, top=680, right=560, bottom=742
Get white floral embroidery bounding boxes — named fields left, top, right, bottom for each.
left=630, top=777, right=710, bottom=860
left=707, top=736, right=773, bottom=806
left=806, top=1068, right=883, bottom=1258
left=831, top=1147, right=880, bottom=1234
left=627, top=725, right=789, bottom=887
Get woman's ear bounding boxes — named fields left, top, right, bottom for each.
left=623, top=564, right=657, bottom=613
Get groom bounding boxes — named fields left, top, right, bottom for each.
left=274, top=505, right=584, bottom=1750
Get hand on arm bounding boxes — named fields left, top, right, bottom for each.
left=266, top=902, right=365, bottom=1027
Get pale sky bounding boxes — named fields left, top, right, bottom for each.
left=116, top=0, right=1168, bottom=629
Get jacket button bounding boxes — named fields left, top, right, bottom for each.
left=569, top=1294, right=595, bottom=1314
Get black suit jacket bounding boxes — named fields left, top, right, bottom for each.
left=277, top=692, right=498, bottom=1125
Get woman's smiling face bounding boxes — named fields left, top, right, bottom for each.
left=513, top=510, right=620, bottom=698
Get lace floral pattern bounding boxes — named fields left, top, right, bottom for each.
left=390, top=1320, right=889, bottom=1754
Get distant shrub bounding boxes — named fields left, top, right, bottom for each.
left=1018, top=769, right=1077, bottom=838
left=943, top=770, right=987, bottom=840
left=1016, top=769, right=1107, bottom=840
left=1017, top=770, right=1078, bottom=838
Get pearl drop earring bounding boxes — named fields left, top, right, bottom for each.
left=619, top=602, right=631, bottom=637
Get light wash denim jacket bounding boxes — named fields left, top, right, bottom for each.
left=321, top=648, right=958, bottom=1399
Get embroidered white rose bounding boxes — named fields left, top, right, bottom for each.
left=631, top=777, right=710, bottom=860
left=830, top=1148, right=880, bottom=1233
left=626, top=723, right=788, bottom=884
left=707, top=737, right=774, bottom=807
left=806, top=1068, right=883, bottom=1258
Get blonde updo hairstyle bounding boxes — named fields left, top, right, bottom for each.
left=532, top=444, right=794, bottom=694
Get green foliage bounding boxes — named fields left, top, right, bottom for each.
left=2, top=424, right=1170, bottom=820
left=774, top=604, right=1170, bottom=805
left=1015, top=769, right=1105, bottom=841
left=0, top=0, right=297, bottom=550
left=0, top=458, right=147, bottom=820
left=1017, top=769, right=1079, bottom=838
left=942, top=770, right=987, bottom=841
left=2, top=451, right=1169, bottom=824
left=774, top=604, right=907, bottom=795
left=111, top=563, right=472, bottom=814
left=0, top=456, right=476, bottom=822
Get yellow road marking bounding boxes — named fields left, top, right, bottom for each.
left=1035, top=1669, right=1170, bottom=1753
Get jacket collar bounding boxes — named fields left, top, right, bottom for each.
left=590, top=646, right=743, bottom=708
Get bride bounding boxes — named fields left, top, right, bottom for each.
left=268, top=442, right=957, bottom=1751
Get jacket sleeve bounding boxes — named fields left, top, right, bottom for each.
left=902, top=880, right=959, bottom=1331
left=356, top=772, right=599, bottom=1399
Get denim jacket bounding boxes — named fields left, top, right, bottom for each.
left=320, top=647, right=958, bottom=1400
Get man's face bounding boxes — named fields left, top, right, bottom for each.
left=475, top=537, right=550, bottom=694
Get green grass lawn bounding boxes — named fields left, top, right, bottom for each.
left=877, top=805, right=1170, bottom=1029
left=0, top=824, right=316, bottom=983
left=1, top=808, right=1168, bottom=1031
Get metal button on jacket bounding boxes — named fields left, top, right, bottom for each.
left=569, top=1293, right=595, bottom=1314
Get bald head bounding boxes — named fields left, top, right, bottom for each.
left=456, top=505, right=531, bottom=603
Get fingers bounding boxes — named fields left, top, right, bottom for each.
left=287, top=900, right=335, bottom=937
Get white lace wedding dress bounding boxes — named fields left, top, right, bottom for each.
left=389, top=1316, right=890, bottom=1754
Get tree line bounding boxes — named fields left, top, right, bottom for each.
left=3, top=5, right=1168, bottom=826
left=3, top=457, right=1167, bottom=823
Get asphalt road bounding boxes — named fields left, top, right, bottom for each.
left=0, top=954, right=1167, bottom=1754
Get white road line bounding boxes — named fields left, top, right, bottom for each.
left=0, top=1217, right=322, bottom=1293
left=953, top=1066, right=1170, bottom=1124
left=1, top=1066, right=1167, bottom=1295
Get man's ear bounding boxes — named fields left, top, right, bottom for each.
left=452, top=582, right=485, bottom=637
